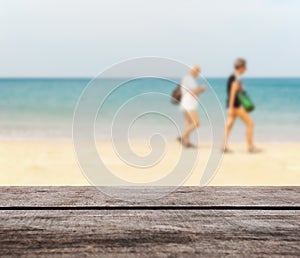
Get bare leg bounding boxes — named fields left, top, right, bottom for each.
left=236, top=107, right=254, bottom=149
left=224, top=110, right=236, bottom=150
left=178, top=112, right=190, bottom=142
left=182, top=111, right=200, bottom=144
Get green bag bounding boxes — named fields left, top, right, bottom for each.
left=237, top=91, right=255, bottom=112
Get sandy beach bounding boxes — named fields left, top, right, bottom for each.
left=1, top=141, right=299, bottom=186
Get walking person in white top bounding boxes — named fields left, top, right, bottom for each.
left=179, top=65, right=206, bottom=147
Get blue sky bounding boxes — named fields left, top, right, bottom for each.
left=1, top=0, right=300, bottom=77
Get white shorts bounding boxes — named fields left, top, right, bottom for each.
left=180, top=94, right=199, bottom=112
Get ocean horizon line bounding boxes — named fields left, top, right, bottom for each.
left=1, top=76, right=300, bottom=80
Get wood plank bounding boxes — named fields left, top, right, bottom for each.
left=0, top=209, right=299, bottom=257
left=1, top=187, right=299, bottom=256
left=1, top=186, right=300, bottom=206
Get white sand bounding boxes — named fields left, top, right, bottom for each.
left=1, top=141, right=299, bottom=186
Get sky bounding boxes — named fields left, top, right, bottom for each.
left=1, top=0, right=300, bottom=77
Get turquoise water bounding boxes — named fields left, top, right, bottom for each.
left=0, top=78, right=299, bottom=142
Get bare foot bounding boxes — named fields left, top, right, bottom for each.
left=223, top=147, right=233, bottom=153
left=176, top=136, right=182, bottom=143
left=183, top=141, right=198, bottom=148
left=248, top=146, right=262, bottom=153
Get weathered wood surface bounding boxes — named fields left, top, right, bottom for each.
left=0, top=187, right=299, bottom=257
left=1, top=186, right=300, bottom=206
left=1, top=209, right=299, bottom=257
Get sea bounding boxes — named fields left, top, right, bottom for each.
left=0, top=77, right=299, bottom=142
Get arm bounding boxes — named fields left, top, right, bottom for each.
left=191, top=85, right=206, bottom=95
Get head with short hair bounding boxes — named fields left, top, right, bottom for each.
left=190, top=64, right=201, bottom=77
left=234, top=58, right=247, bottom=74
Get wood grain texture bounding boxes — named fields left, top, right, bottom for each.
left=0, top=187, right=299, bottom=257
left=1, top=186, right=299, bottom=206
